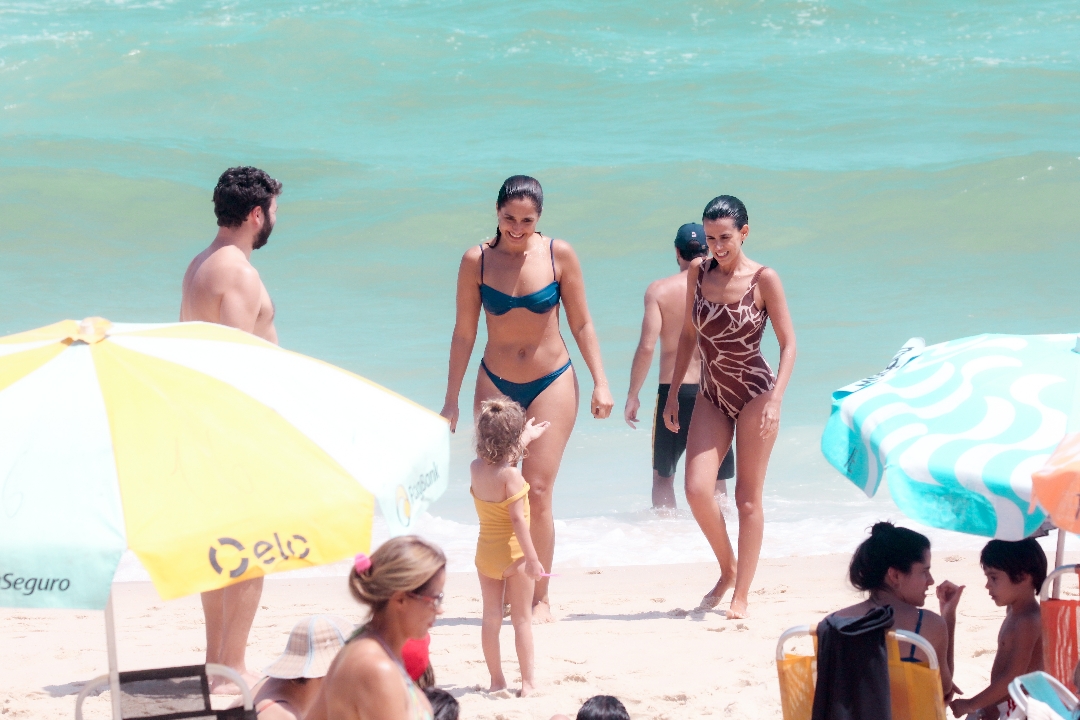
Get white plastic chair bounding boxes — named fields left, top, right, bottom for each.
left=1008, top=671, right=1079, bottom=720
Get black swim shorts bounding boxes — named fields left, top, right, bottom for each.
left=652, top=383, right=735, bottom=480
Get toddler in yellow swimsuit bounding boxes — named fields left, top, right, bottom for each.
left=471, top=396, right=547, bottom=697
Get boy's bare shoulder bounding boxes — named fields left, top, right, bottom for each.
left=1006, top=602, right=1042, bottom=631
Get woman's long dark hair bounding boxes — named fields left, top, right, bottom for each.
left=849, top=521, right=930, bottom=592
left=491, top=175, right=543, bottom=248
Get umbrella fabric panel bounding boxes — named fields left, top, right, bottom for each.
left=822, top=334, right=1074, bottom=540
left=0, top=345, right=126, bottom=610
left=91, top=340, right=375, bottom=600
left=108, top=323, right=449, bottom=536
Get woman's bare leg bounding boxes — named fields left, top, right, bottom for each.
left=519, top=368, right=578, bottom=622
left=683, top=395, right=736, bottom=608
left=474, top=366, right=579, bottom=624
left=726, top=390, right=778, bottom=619
left=478, top=573, right=507, bottom=691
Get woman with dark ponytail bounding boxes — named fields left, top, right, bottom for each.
left=832, top=522, right=963, bottom=701
left=441, top=175, right=613, bottom=622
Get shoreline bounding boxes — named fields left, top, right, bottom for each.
left=5, top=551, right=1058, bottom=719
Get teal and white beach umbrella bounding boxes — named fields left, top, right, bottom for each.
left=821, top=333, right=1080, bottom=540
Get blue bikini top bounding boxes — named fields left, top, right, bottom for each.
left=479, top=236, right=561, bottom=316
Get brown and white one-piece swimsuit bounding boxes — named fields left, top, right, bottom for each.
left=692, top=263, right=776, bottom=421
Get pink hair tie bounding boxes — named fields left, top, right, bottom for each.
left=354, top=553, right=372, bottom=574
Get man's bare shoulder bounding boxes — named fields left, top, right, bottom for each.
left=647, top=271, right=689, bottom=304
left=192, top=245, right=260, bottom=284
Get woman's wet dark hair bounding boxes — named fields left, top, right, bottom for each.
left=702, top=195, right=748, bottom=230
left=492, top=175, right=543, bottom=247
left=849, top=522, right=931, bottom=592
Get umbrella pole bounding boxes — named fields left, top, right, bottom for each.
left=105, top=592, right=122, bottom=720
left=1054, top=528, right=1068, bottom=599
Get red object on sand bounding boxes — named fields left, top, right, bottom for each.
left=402, top=634, right=431, bottom=681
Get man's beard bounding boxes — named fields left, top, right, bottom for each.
left=253, top=216, right=274, bottom=250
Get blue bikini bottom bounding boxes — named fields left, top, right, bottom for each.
left=480, top=358, right=572, bottom=409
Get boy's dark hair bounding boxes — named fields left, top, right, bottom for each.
left=849, top=521, right=931, bottom=592
left=423, top=687, right=459, bottom=720
left=577, top=695, right=630, bottom=720
left=213, top=166, right=282, bottom=228
left=981, top=538, right=1047, bottom=591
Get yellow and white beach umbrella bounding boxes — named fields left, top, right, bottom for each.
left=0, top=318, right=449, bottom=611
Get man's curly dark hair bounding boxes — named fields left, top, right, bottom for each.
left=212, top=167, right=282, bottom=228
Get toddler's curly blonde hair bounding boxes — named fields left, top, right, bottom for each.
left=475, top=396, right=527, bottom=465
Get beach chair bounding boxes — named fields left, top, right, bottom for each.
left=74, top=664, right=255, bottom=720
left=776, top=624, right=946, bottom=720
left=1008, top=671, right=1079, bottom=720
left=1042, top=565, right=1080, bottom=693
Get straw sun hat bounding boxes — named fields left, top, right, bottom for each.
left=263, top=615, right=355, bottom=679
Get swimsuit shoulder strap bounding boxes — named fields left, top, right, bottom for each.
left=907, top=609, right=924, bottom=661
left=479, top=243, right=486, bottom=283
left=750, top=266, right=767, bottom=286
left=502, top=481, right=531, bottom=506
left=548, top=236, right=556, bottom=281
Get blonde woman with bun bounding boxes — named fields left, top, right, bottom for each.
left=471, top=396, right=548, bottom=696
left=306, top=536, right=445, bottom=720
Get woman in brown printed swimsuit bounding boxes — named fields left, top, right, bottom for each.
left=663, top=195, right=796, bottom=619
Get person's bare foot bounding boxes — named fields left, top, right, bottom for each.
left=697, top=574, right=735, bottom=610
left=726, top=597, right=749, bottom=619
left=209, top=671, right=260, bottom=695
left=519, top=681, right=536, bottom=697
left=488, top=679, right=508, bottom=693
left=532, top=600, right=556, bottom=624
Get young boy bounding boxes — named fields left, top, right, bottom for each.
left=950, top=538, right=1047, bottom=719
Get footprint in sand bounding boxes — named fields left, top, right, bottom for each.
left=554, top=674, right=587, bottom=685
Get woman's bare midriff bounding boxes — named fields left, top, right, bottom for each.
left=482, top=311, right=570, bottom=382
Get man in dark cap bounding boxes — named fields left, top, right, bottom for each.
left=624, top=223, right=734, bottom=509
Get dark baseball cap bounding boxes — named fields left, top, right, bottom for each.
left=674, top=223, right=707, bottom=259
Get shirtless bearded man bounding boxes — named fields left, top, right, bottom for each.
left=180, top=166, right=282, bottom=691
left=624, top=223, right=734, bottom=509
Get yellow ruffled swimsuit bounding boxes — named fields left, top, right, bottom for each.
left=472, top=482, right=530, bottom=580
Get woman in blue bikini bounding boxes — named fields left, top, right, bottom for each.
left=441, top=175, right=613, bottom=622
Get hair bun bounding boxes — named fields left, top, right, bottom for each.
left=870, top=521, right=895, bottom=538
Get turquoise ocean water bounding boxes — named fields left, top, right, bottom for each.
left=3, top=0, right=1079, bottom=570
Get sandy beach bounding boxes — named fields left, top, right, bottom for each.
left=6, top=549, right=1065, bottom=720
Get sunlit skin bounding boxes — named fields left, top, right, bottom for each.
left=181, top=195, right=279, bottom=693
left=442, top=195, right=613, bottom=623
left=950, top=567, right=1042, bottom=718
left=305, top=571, right=445, bottom=720
left=625, top=248, right=729, bottom=509
left=833, top=550, right=963, bottom=702
left=662, top=216, right=796, bottom=618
